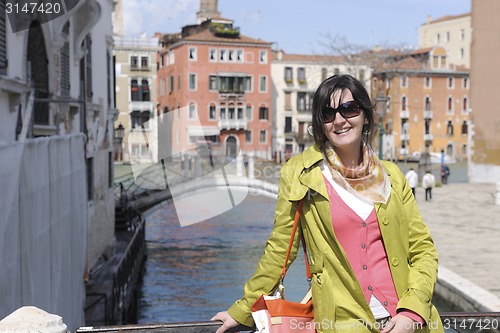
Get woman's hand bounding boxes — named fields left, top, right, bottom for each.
left=211, top=311, right=240, bottom=333
left=380, top=314, right=419, bottom=333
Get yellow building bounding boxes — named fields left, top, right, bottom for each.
left=372, top=47, right=470, bottom=162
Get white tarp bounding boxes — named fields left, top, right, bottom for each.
left=0, top=134, right=87, bottom=331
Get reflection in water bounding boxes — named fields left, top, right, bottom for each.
left=138, top=194, right=310, bottom=324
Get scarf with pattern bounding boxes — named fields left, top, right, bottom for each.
left=324, top=142, right=391, bottom=204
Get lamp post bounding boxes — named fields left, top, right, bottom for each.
left=375, top=95, right=387, bottom=160
left=114, top=123, right=124, bottom=161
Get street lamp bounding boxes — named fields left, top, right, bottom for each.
left=375, top=95, right=387, bottom=159
left=114, top=123, right=125, bottom=161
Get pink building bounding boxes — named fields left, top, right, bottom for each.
left=156, top=14, right=273, bottom=160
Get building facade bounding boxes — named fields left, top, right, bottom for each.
left=113, top=35, right=159, bottom=163
left=419, top=13, right=471, bottom=68
left=372, top=47, right=471, bottom=162
left=271, top=50, right=372, bottom=162
left=0, top=0, right=116, bottom=330
left=469, top=0, right=500, bottom=183
left=157, top=16, right=273, bottom=160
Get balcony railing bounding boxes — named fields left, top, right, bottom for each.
left=218, top=118, right=247, bottom=130
left=76, top=312, right=500, bottom=333
left=424, top=111, right=433, bottom=119
left=400, top=133, right=410, bottom=141
left=424, top=133, right=434, bottom=141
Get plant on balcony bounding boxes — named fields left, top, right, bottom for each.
left=285, top=78, right=293, bottom=84
left=298, top=79, right=306, bottom=84
left=210, top=22, right=240, bottom=38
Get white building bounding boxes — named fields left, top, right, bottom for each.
left=419, top=13, right=471, bottom=68
left=271, top=50, right=371, bottom=162
left=0, top=0, right=116, bottom=330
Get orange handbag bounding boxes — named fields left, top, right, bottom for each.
left=251, top=199, right=315, bottom=333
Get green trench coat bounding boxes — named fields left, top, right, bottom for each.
left=228, top=145, right=444, bottom=333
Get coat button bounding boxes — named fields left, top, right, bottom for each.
left=391, top=258, right=399, bottom=266
left=361, top=243, right=366, bottom=249
left=362, top=222, right=367, bottom=228
left=363, top=265, right=368, bottom=270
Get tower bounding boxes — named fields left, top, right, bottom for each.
left=196, top=0, right=221, bottom=24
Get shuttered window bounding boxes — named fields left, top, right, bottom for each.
left=0, top=0, right=7, bottom=75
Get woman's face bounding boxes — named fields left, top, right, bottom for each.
left=323, top=89, right=365, bottom=152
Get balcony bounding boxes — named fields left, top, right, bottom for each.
left=400, top=110, right=410, bottom=119
left=400, top=133, right=410, bottom=141
left=218, top=118, right=247, bottom=130
left=424, top=111, right=433, bottom=119
left=424, top=133, right=434, bottom=141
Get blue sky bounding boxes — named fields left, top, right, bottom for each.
left=123, top=0, right=471, bottom=54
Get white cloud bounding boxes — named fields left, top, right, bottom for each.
left=123, top=0, right=198, bottom=37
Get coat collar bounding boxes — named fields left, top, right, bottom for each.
left=288, top=145, right=329, bottom=201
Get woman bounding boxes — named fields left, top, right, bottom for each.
left=212, top=75, right=443, bottom=333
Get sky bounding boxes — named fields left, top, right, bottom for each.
left=123, top=0, right=471, bottom=54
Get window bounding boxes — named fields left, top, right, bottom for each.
left=459, top=48, right=464, bottom=59
left=237, top=104, right=243, bottom=119
left=130, top=56, right=138, bottom=69
left=284, top=92, right=292, bottom=111
left=141, top=56, right=149, bottom=68
left=169, top=75, right=174, bottom=93
left=401, top=96, right=407, bottom=111
left=246, top=104, right=252, bottom=120
left=160, top=79, right=165, bottom=96
left=446, top=31, right=450, bottom=42
left=297, top=67, right=306, bottom=83
left=60, top=21, right=70, bottom=96
left=209, top=48, right=217, bottom=61
left=425, top=97, right=431, bottom=111
left=462, top=97, right=469, bottom=114
left=285, top=117, right=292, bottom=133
left=131, top=79, right=150, bottom=101
left=448, top=77, right=454, bottom=89
left=108, top=152, right=113, bottom=188
left=436, top=33, right=441, bottom=44
left=259, top=75, right=267, bottom=92
left=178, top=74, right=181, bottom=90
left=321, top=68, right=327, bottom=81
left=220, top=105, right=226, bottom=119
left=424, top=77, right=431, bottom=88
left=461, top=121, right=468, bottom=135
left=228, top=50, right=235, bottom=61
left=188, top=73, right=197, bottom=90
left=141, top=79, right=150, bottom=101
left=460, top=29, right=465, bottom=40
left=131, top=111, right=150, bottom=129
left=188, top=103, right=197, bottom=119
left=401, top=76, right=408, bottom=88
left=188, top=47, right=197, bottom=60
left=245, top=130, right=252, bottom=143
left=334, top=68, right=340, bottom=75
left=209, top=76, right=217, bottom=90
left=447, top=121, right=454, bottom=136
left=220, top=49, right=226, bottom=61
left=297, top=92, right=314, bottom=111
left=259, top=130, right=266, bottom=143
left=228, top=103, right=235, bottom=119
left=237, top=50, right=243, bottom=62
left=447, top=97, right=453, bottom=114
left=462, top=77, right=469, bottom=89
left=259, top=106, right=268, bottom=120
left=259, top=50, right=268, bottom=63
left=209, top=104, right=216, bottom=120
left=284, top=67, right=293, bottom=83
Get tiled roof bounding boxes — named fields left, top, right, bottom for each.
left=272, top=52, right=344, bottom=63
left=423, top=12, right=471, bottom=25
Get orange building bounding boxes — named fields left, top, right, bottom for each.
left=156, top=15, right=273, bottom=160
left=372, top=47, right=471, bottom=162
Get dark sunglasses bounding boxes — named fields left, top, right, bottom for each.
left=322, top=101, right=362, bottom=123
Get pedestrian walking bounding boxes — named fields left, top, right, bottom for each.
left=212, top=74, right=443, bottom=333
left=441, top=164, right=450, bottom=184
left=405, top=167, right=418, bottom=198
left=422, top=170, right=436, bottom=201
